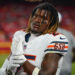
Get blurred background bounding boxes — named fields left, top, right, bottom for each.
left=0, top=0, right=75, bottom=75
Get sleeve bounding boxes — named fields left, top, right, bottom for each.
left=11, top=30, right=25, bottom=55
left=44, top=34, right=69, bottom=56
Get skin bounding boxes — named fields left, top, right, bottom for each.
left=23, top=8, right=62, bottom=75
left=23, top=53, right=61, bottom=75
left=30, top=8, right=50, bottom=34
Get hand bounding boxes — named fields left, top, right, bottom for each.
left=6, top=54, right=27, bottom=75
left=7, top=54, right=27, bottom=70
left=7, top=55, right=20, bottom=70
left=11, top=54, right=27, bottom=65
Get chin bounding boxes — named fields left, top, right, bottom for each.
left=31, top=30, right=39, bottom=34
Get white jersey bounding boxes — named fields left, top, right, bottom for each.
left=0, top=30, right=68, bottom=75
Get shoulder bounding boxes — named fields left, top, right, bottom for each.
left=44, top=32, right=68, bottom=43
left=13, top=30, right=27, bottom=38
left=44, top=33, right=69, bottom=55
left=12, top=30, right=27, bottom=41
left=54, top=33, right=68, bottom=41
left=47, top=32, right=68, bottom=41
left=14, top=30, right=26, bottom=36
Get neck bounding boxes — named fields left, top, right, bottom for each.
left=30, top=30, right=42, bottom=36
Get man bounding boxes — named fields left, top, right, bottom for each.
left=57, top=12, right=75, bottom=75
left=0, top=3, right=68, bottom=75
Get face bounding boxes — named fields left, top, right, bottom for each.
left=30, top=8, right=51, bottom=34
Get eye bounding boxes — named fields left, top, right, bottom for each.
left=43, top=20, right=48, bottom=24
left=33, top=14, right=37, bottom=18
left=41, top=19, right=48, bottom=24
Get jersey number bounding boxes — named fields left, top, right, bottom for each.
left=54, top=43, right=65, bottom=50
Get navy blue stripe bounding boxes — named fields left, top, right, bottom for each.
left=50, top=41, right=68, bottom=44
left=44, top=49, right=67, bottom=52
left=25, top=55, right=35, bottom=60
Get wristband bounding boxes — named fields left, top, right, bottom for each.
left=32, top=67, right=40, bottom=75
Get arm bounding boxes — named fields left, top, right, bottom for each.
left=23, top=34, right=68, bottom=75
left=0, top=55, right=21, bottom=75
left=13, top=32, right=68, bottom=75
left=23, top=53, right=62, bottom=75
left=39, top=53, right=62, bottom=75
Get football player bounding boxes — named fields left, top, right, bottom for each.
left=0, top=3, right=68, bottom=75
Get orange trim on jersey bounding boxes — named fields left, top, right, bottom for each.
left=47, top=45, right=68, bottom=48
left=65, top=46, right=68, bottom=48
left=24, top=54, right=36, bottom=61
left=47, top=45, right=54, bottom=48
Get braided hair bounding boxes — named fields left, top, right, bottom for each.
left=26, top=2, right=59, bottom=34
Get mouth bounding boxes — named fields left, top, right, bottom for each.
left=34, top=25, right=39, bottom=29
left=33, top=22, right=40, bottom=29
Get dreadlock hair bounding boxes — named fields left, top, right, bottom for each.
left=26, top=2, right=59, bottom=34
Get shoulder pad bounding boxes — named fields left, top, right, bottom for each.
left=13, top=30, right=26, bottom=42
